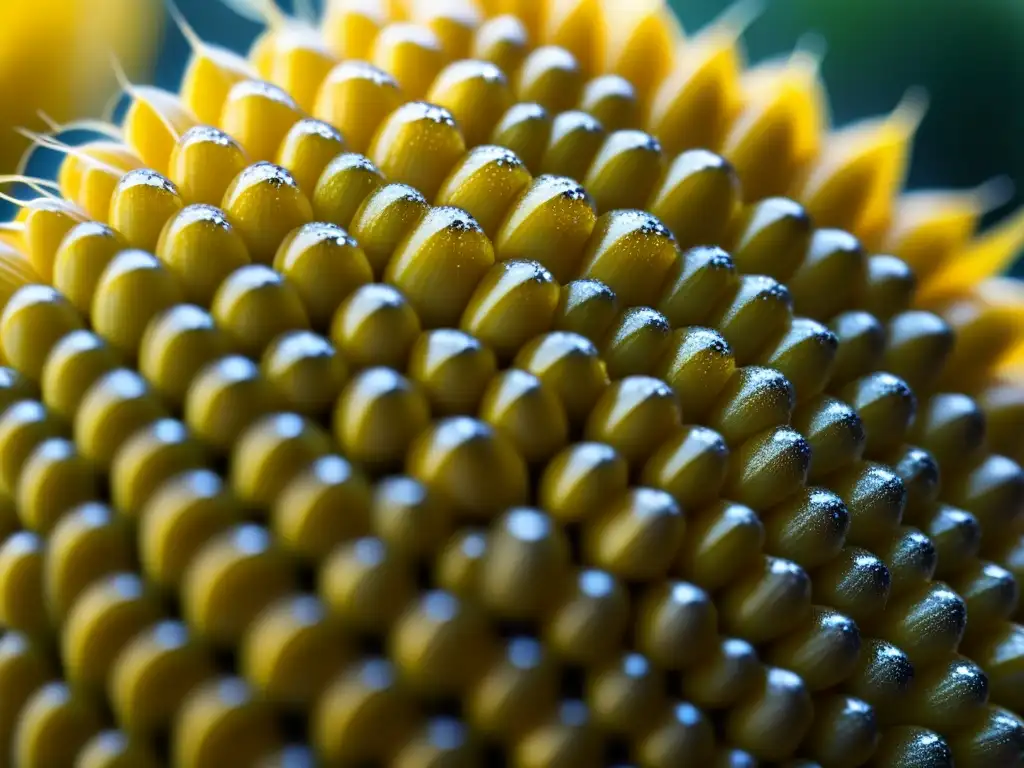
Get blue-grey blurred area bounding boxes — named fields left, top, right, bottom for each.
left=26, top=0, right=1024, bottom=273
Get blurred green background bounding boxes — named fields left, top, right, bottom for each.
left=24, top=0, right=1024, bottom=273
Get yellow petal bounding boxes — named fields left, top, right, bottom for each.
left=542, top=0, right=607, bottom=77
left=645, top=0, right=757, bottom=155
left=724, top=41, right=827, bottom=201
left=920, top=202, right=1024, bottom=303
left=603, top=0, right=684, bottom=101
left=796, top=88, right=927, bottom=239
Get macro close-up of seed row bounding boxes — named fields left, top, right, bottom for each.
left=0, top=0, right=1023, bottom=766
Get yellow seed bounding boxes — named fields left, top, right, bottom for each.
left=312, top=659, right=418, bottom=764
left=861, top=253, right=916, bottom=321
left=76, top=730, right=164, bottom=768
left=350, top=183, right=429, bottom=277
left=314, top=61, right=404, bottom=155
left=585, top=376, right=682, bottom=466
left=649, top=150, right=741, bottom=251
left=720, top=557, right=812, bottom=643
left=656, top=326, right=737, bottom=418
left=757, top=317, right=838, bottom=403
left=541, top=111, right=605, bottom=182
left=230, top=412, right=333, bottom=508
left=601, top=307, right=671, bottom=379
left=880, top=524, right=938, bottom=598
left=371, top=22, right=446, bottom=99
left=211, top=264, right=310, bottom=359
left=179, top=37, right=255, bottom=126
left=636, top=702, right=716, bottom=768
left=219, top=80, right=303, bottom=164
left=121, top=87, right=198, bottom=176
left=948, top=706, right=1024, bottom=768
left=802, top=695, right=879, bottom=768
left=842, top=638, right=914, bottom=724
left=172, top=677, right=283, bottom=767
left=12, top=683, right=103, bottom=767
left=313, top=152, right=386, bottom=230
left=708, top=366, right=795, bottom=448
left=388, top=205, right=495, bottom=328
left=472, top=14, right=529, bottom=76
left=371, top=475, right=453, bottom=560
left=407, top=416, right=529, bottom=519
left=830, top=460, right=906, bottom=548
left=1, top=285, right=85, bottom=381
left=388, top=589, right=495, bottom=697
left=16, top=437, right=100, bottom=535
left=427, top=60, right=514, bottom=148
left=261, top=330, right=349, bottom=419
left=273, top=222, right=373, bottom=330
left=944, top=453, right=1024, bottom=540
left=840, top=372, right=917, bottom=458
left=108, top=169, right=184, bottom=252
left=582, top=487, right=685, bottom=581
left=462, top=260, right=560, bottom=361
left=763, top=486, right=849, bottom=569
left=266, top=27, right=338, bottom=114
left=18, top=199, right=86, bottom=285
left=168, top=125, right=249, bottom=207
left=333, top=366, right=431, bottom=471
left=436, top=145, right=533, bottom=239
left=765, top=608, right=861, bottom=691
left=828, top=310, right=886, bottom=389
left=680, top=636, right=760, bottom=709
left=727, top=196, right=812, bottom=281
left=318, top=537, right=416, bottom=631
left=516, top=45, right=584, bottom=114
left=710, top=274, right=793, bottom=365
left=580, top=210, right=679, bottom=309
left=467, top=637, right=560, bottom=742
left=879, top=581, right=967, bottom=667
left=274, top=456, right=372, bottom=563
left=330, top=283, right=422, bottom=369
left=579, top=74, right=638, bottom=131
left=40, top=330, right=120, bottom=424
left=181, top=524, right=296, bottom=647
left=370, top=101, right=467, bottom=201
left=812, top=545, right=892, bottom=626
left=155, top=204, right=251, bottom=307
left=222, top=162, right=313, bottom=265
left=586, top=652, right=666, bottom=738
left=52, top=222, right=127, bottom=316
left=407, top=328, right=498, bottom=416
left=73, top=368, right=167, bottom=467
left=515, top=331, right=609, bottom=424
left=275, top=118, right=348, bottom=197
left=322, top=0, right=387, bottom=60
left=539, top=442, right=628, bottom=524
left=642, top=425, right=729, bottom=510
left=137, top=469, right=240, bottom=591
left=111, top=418, right=207, bottom=515
left=635, top=581, right=717, bottom=670
left=183, top=355, right=279, bottom=453
left=59, top=142, right=143, bottom=222
left=479, top=507, right=571, bottom=620
left=583, top=129, right=664, bottom=213
left=553, top=278, right=618, bottom=343
left=90, top=250, right=184, bottom=360
left=480, top=369, right=569, bottom=463
left=725, top=426, right=812, bottom=510
left=138, top=304, right=231, bottom=406
left=489, top=103, right=553, bottom=176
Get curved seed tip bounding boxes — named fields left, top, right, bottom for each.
left=218, top=0, right=288, bottom=28
left=791, top=32, right=827, bottom=76
left=892, top=85, right=930, bottom=136
left=714, top=0, right=766, bottom=39
left=974, top=175, right=1016, bottom=215
left=13, top=129, right=124, bottom=178
left=36, top=112, right=123, bottom=143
